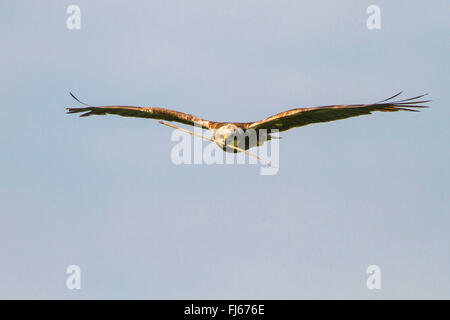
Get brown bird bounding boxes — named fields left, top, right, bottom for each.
left=67, top=92, right=430, bottom=163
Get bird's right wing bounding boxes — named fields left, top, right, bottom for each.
left=66, top=93, right=212, bottom=129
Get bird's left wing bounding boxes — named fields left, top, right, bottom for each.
left=247, top=92, right=430, bottom=132
left=66, top=93, right=212, bottom=129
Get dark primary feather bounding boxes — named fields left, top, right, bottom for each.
left=246, top=92, right=430, bottom=132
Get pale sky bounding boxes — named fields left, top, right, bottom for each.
left=0, top=0, right=449, bottom=299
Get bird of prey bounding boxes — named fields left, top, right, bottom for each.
left=67, top=92, right=429, bottom=163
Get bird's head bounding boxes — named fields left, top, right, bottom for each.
left=213, top=124, right=245, bottom=151
left=214, top=124, right=239, bottom=140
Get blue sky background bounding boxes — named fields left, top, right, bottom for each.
left=0, top=0, right=449, bottom=299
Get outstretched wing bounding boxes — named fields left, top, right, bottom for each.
left=66, top=93, right=212, bottom=129
left=247, top=92, right=430, bottom=132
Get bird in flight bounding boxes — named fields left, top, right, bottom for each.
left=67, top=92, right=430, bottom=165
